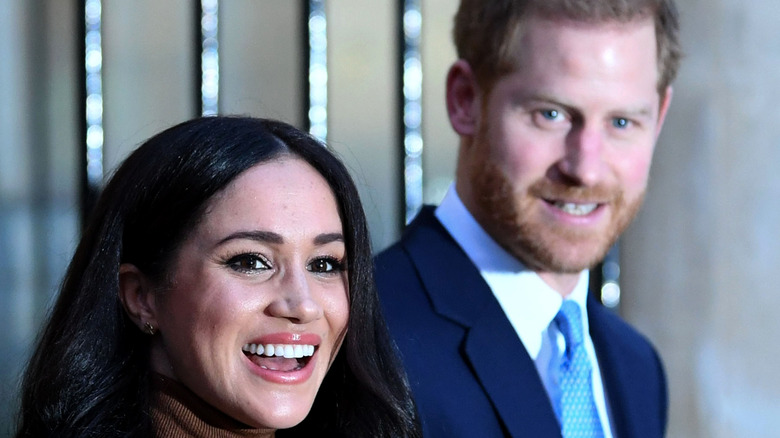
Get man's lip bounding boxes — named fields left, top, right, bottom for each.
left=542, top=197, right=607, bottom=205
left=539, top=197, right=609, bottom=220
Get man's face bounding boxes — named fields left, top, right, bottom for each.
left=457, top=17, right=671, bottom=275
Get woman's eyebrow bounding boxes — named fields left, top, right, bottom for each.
left=216, top=230, right=344, bottom=246
left=217, top=230, right=284, bottom=245
left=314, top=233, right=344, bottom=246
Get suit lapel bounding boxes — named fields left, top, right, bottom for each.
left=589, top=296, right=662, bottom=438
left=402, top=209, right=561, bottom=437
left=463, top=301, right=563, bottom=437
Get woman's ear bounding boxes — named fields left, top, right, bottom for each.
left=446, top=59, right=481, bottom=137
left=118, top=263, right=158, bottom=334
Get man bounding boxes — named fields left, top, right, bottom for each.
left=375, top=1, right=681, bottom=437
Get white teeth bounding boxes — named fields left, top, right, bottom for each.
left=554, top=201, right=597, bottom=216
left=242, top=343, right=316, bottom=358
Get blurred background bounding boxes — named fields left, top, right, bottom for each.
left=1, top=1, right=779, bottom=436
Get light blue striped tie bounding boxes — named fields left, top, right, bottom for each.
left=555, top=301, right=605, bottom=438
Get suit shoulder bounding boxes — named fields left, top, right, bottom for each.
left=374, top=241, right=416, bottom=285
left=594, top=307, right=661, bottom=359
left=591, top=304, right=668, bottom=434
left=591, top=302, right=667, bottom=398
left=375, top=240, right=407, bottom=268
left=374, top=207, right=442, bottom=288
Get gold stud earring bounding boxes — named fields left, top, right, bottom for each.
left=144, top=322, right=156, bottom=336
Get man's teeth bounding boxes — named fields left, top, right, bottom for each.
left=554, top=201, right=597, bottom=215
left=242, top=343, right=315, bottom=359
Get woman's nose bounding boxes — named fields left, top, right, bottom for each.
left=265, top=269, right=324, bottom=324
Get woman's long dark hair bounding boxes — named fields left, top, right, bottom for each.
left=15, top=116, right=420, bottom=437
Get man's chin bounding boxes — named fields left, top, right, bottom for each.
left=509, top=234, right=615, bottom=274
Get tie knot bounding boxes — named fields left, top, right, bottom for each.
left=555, top=300, right=584, bottom=348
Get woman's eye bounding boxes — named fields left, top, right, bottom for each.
left=226, top=254, right=269, bottom=273
left=307, top=257, right=344, bottom=274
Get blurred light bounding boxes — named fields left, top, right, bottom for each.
left=84, top=0, right=103, bottom=187
left=402, top=0, right=423, bottom=223
left=403, top=9, right=422, bottom=38
left=200, top=0, right=219, bottom=116
left=600, top=245, right=621, bottom=308
left=601, top=281, right=621, bottom=308
left=404, top=132, right=423, bottom=155
left=307, top=0, right=328, bottom=142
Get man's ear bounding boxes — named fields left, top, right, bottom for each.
left=446, top=59, right=481, bottom=136
left=118, top=263, right=158, bottom=333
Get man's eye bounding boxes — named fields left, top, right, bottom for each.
left=532, top=108, right=568, bottom=129
left=541, top=109, right=562, bottom=120
left=307, top=257, right=344, bottom=274
left=613, top=117, right=630, bottom=128
left=226, top=254, right=269, bottom=273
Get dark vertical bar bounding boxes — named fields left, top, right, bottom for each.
left=395, top=0, right=405, bottom=231
left=80, top=0, right=103, bottom=229
left=300, top=0, right=311, bottom=130
left=78, top=0, right=86, bottom=226
left=398, top=0, right=423, bottom=226
left=305, top=0, right=328, bottom=142
left=192, top=1, right=203, bottom=117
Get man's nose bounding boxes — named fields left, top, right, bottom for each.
left=557, top=125, right=607, bottom=186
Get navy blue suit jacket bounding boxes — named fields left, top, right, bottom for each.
left=375, top=207, right=667, bottom=437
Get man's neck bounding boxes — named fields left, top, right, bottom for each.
left=538, top=271, right=581, bottom=298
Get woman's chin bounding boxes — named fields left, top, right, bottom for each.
left=243, top=413, right=307, bottom=431
left=234, top=397, right=315, bottom=431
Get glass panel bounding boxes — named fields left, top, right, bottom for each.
left=328, top=0, right=398, bottom=250
left=101, top=0, right=193, bottom=172
left=220, top=0, right=302, bottom=127
left=420, top=0, right=458, bottom=205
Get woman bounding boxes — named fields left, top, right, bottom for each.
left=15, top=117, right=420, bottom=437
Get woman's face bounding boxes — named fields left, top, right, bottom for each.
left=148, top=157, right=349, bottom=430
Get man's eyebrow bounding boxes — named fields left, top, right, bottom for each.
left=519, top=93, right=578, bottom=113
left=525, top=93, right=656, bottom=118
left=620, top=106, right=655, bottom=118
left=523, top=92, right=569, bottom=106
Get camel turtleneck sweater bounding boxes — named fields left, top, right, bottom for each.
left=151, top=374, right=272, bottom=438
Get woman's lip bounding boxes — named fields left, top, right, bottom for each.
left=248, top=332, right=322, bottom=345
left=243, top=344, right=319, bottom=384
